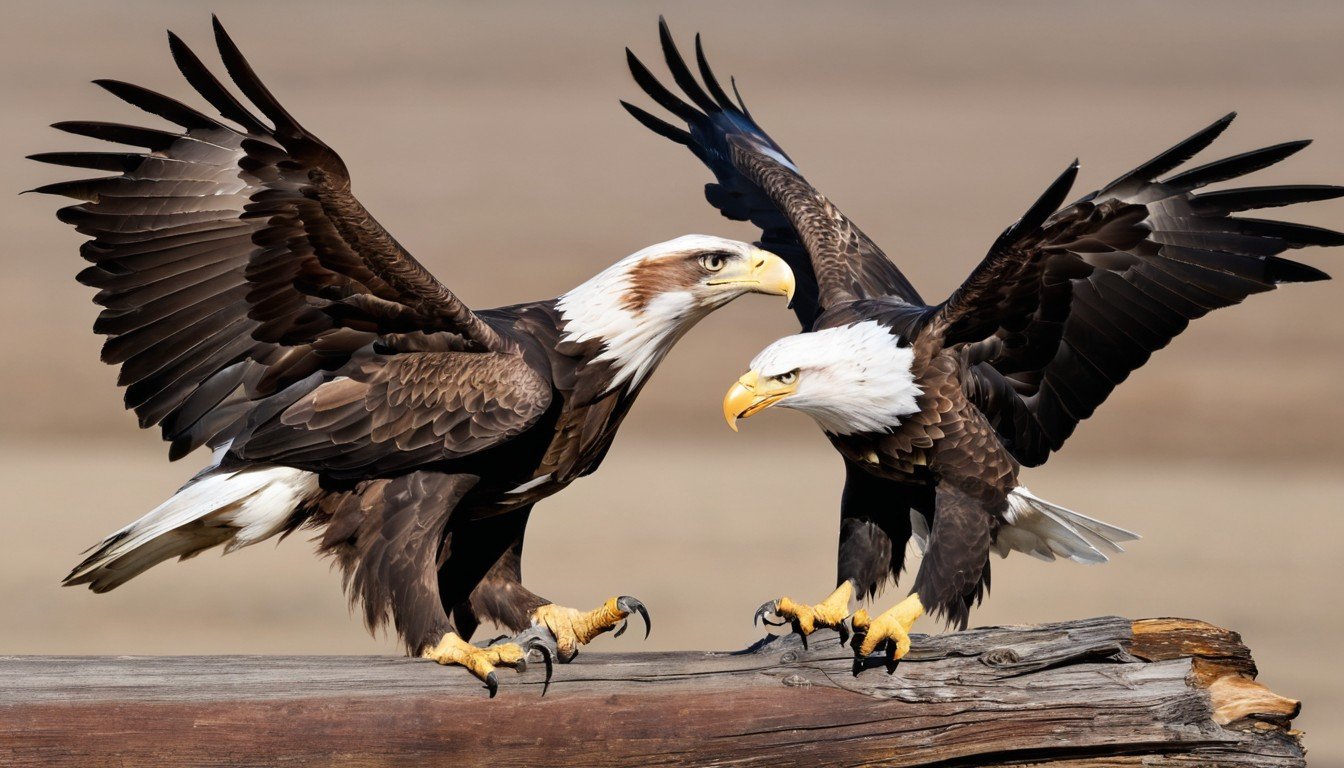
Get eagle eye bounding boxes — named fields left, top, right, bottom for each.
left=775, top=370, right=798, bottom=385
left=699, top=252, right=731, bottom=272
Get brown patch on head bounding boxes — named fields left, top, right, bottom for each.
left=620, top=254, right=705, bottom=313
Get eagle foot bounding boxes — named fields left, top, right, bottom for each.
left=754, top=581, right=854, bottom=649
left=533, top=595, right=650, bottom=662
left=849, top=592, right=924, bottom=675
left=421, top=630, right=555, bottom=698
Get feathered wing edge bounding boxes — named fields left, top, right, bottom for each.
left=623, top=17, right=923, bottom=326
left=930, top=113, right=1342, bottom=466
left=30, top=17, right=510, bottom=461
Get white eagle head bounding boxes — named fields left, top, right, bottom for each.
left=557, top=235, right=794, bottom=390
left=723, top=321, right=922, bottom=435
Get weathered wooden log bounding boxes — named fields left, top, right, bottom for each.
left=0, top=617, right=1302, bottom=767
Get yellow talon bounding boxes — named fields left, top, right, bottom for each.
left=421, top=632, right=528, bottom=697
left=758, top=582, right=854, bottom=641
left=533, top=595, right=649, bottom=660
left=853, top=593, right=924, bottom=669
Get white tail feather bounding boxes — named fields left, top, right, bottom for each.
left=908, top=486, right=1139, bottom=565
left=64, top=465, right=319, bottom=593
left=996, top=486, right=1139, bottom=563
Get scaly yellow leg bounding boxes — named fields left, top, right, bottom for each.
left=755, top=581, right=854, bottom=647
left=850, top=592, right=924, bottom=674
left=421, top=632, right=530, bottom=697
left=533, top=595, right=650, bottom=661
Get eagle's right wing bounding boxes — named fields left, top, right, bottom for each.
left=623, top=19, right=922, bottom=330
left=32, top=18, right=510, bottom=460
left=927, top=115, right=1342, bottom=466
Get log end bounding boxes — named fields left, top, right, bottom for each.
left=1129, top=617, right=1300, bottom=729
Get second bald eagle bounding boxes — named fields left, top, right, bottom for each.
left=627, top=20, right=1341, bottom=668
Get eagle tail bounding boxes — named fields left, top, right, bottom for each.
left=991, top=486, right=1140, bottom=564
left=63, top=465, right=319, bottom=593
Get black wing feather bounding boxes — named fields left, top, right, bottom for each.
left=625, top=20, right=922, bottom=328
left=34, top=18, right=516, bottom=464
left=933, top=115, right=1340, bottom=465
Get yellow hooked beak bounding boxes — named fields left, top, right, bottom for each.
left=723, top=370, right=797, bottom=432
left=708, top=247, right=796, bottom=306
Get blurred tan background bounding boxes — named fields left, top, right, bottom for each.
left=4, top=0, right=1343, bottom=761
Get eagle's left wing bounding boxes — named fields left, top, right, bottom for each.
left=623, top=19, right=922, bottom=330
left=31, top=18, right=511, bottom=460
left=927, top=114, right=1342, bottom=466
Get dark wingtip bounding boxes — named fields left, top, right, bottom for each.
left=1272, top=260, right=1330, bottom=283
left=211, top=14, right=240, bottom=63
left=620, top=100, right=692, bottom=146
left=1007, top=159, right=1079, bottom=240
left=730, top=75, right=751, bottom=117
left=166, top=29, right=188, bottom=58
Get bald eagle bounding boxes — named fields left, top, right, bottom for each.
left=627, top=20, right=1341, bottom=669
left=33, top=18, right=795, bottom=695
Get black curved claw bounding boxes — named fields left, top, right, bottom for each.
left=848, top=633, right=900, bottom=677
left=505, top=625, right=559, bottom=695
left=837, top=621, right=851, bottom=648
left=753, top=600, right=787, bottom=627
left=616, top=596, right=651, bottom=640
left=485, top=671, right=499, bottom=698
left=851, top=648, right=896, bottom=677
left=528, top=638, right=555, bottom=696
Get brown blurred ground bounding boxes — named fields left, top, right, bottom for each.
left=3, top=0, right=1343, bottom=762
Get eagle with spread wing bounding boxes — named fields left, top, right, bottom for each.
left=35, top=18, right=795, bottom=695
left=627, top=20, right=1340, bottom=670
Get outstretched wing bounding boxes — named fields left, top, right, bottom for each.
left=623, top=18, right=921, bottom=329
left=929, top=114, right=1341, bottom=466
left=32, top=18, right=509, bottom=460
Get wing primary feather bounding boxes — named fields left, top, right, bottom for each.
left=619, top=101, right=692, bottom=146
left=625, top=48, right=703, bottom=123
left=1164, top=140, right=1311, bottom=189
left=166, top=30, right=270, bottom=134
left=1005, top=161, right=1079, bottom=241
left=26, top=179, right=111, bottom=201
left=657, top=17, right=720, bottom=114
left=730, top=76, right=752, bottom=118
left=1113, top=112, right=1236, bottom=186
left=1189, top=184, right=1344, bottom=214
left=1265, top=256, right=1330, bottom=283
left=92, top=79, right=222, bottom=131
left=51, top=120, right=180, bottom=150
left=1232, top=217, right=1344, bottom=247
left=27, top=151, right=142, bottom=172
left=210, top=15, right=303, bottom=137
left=694, top=33, right=737, bottom=113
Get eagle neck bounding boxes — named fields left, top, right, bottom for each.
left=555, top=256, right=701, bottom=393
